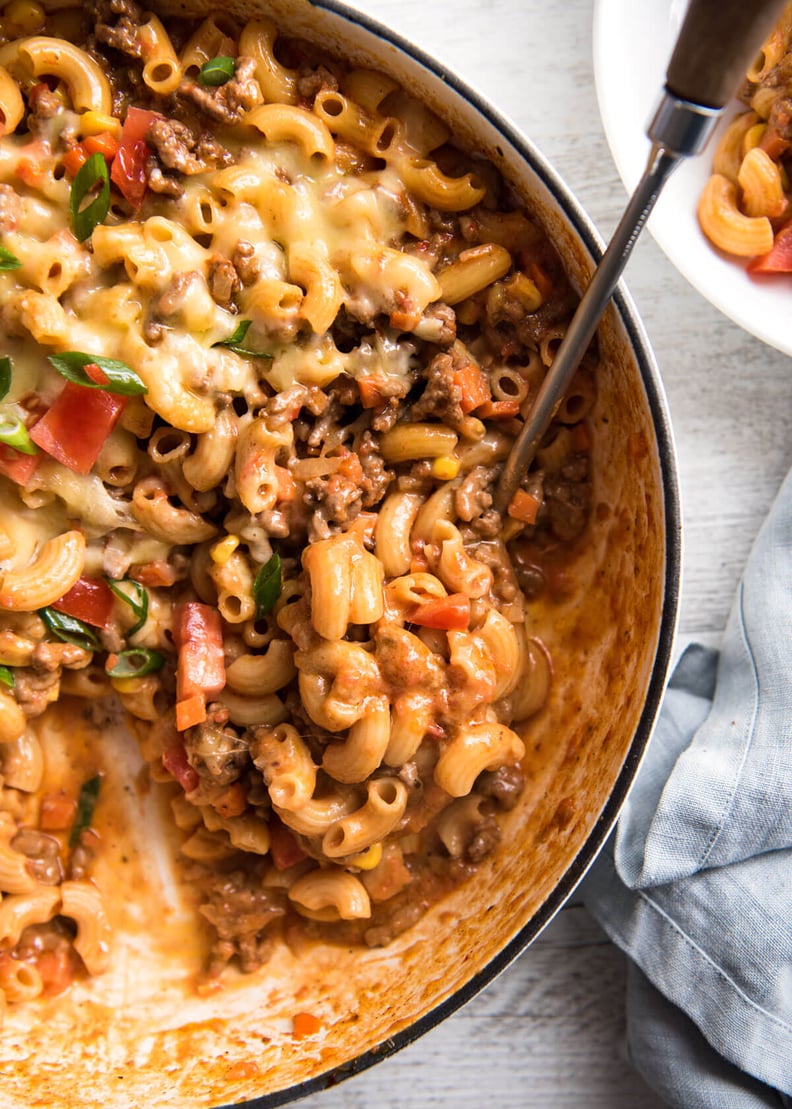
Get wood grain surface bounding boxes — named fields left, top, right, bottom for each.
left=295, top=0, right=792, bottom=1104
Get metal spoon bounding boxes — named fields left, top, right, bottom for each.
left=495, top=0, right=787, bottom=513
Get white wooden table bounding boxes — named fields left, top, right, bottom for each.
left=297, top=1, right=792, bottom=1105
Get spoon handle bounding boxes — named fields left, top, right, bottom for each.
left=667, top=0, right=788, bottom=110
left=494, top=141, right=682, bottom=514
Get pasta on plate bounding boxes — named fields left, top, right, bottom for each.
left=0, top=0, right=600, bottom=1010
left=698, top=0, right=792, bottom=273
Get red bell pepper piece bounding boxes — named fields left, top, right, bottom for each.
left=29, top=382, right=126, bottom=475
left=52, top=576, right=114, bottom=628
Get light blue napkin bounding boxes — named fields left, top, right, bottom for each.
left=582, top=466, right=792, bottom=1108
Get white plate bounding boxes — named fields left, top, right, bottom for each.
left=592, top=0, right=792, bottom=356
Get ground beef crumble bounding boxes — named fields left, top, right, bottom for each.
left=179, top=56, right=262, bottom=124
left=410, top=349, right=467, bottom=429
left=146, top=116, right=231, bottom=177
left=87, top=0, right=144, bottom=58
left=195, top=865, right=287, bottom=975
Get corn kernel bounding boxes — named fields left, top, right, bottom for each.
left=111, top=676, right=146, bottom=695
left=346, top=843, right=382, bottom=870
left=4, top=0, right=45, bottom=34
left=210, top=534, right=239, bottom=566
left=79, top=110, right=122, bottom=140
left=431, top=454, right=460, bottom=481
left=742, top=122, right=767, bottom=155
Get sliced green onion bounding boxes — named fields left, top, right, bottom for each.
left=199, top=56, right=236, bottom=86
left=48, top=352, right=147, bottom=396
left=0, top=357, right=12, bottom=402
left=69, top=774, right=101, bottom=848
left=0, top=665, right=14, bottom=689
left=70, top=152, right=110, bottom=242
left=106, top=578, right=149, bottom=637
left=0, top=413, right=39, bottom=455
left=39, top=607, right=101, bottom=651
left=212, top=319, right=272, bottom=359
left=107, top=648, right=165, bottom=679
left=0, top=245, right=21, bottom=271
left=214, top=319, right=252, bottom=347
left=253, top=552, right=282, bottom=617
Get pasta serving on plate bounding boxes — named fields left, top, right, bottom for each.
left=0, top=0, right=598, bottom=1009
left=698, top=0, right=792, bottom=273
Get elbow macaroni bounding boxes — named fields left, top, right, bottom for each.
left=698, top=3, right=792, bottom=266
left=0, top=3, right=597, bottom=993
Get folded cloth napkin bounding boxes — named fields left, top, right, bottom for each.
left=581, top=466, right=792, bottom=1108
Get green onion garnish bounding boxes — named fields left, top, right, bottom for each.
left=212, top=319, right=272, bottom=359
left=69, top=775, right=101, bottom=847
left=48, top=352, right=147, bottom=396
left=107, top=648, right=165, bottom=679
left=70, top=152, right=110, bottom=242
left=0, top=356, right=12, bottom=402
left=253, top=552, right=282, bottom=617
left=199, top=56, right=236, bottom=86
left=0, top=665, right=14, bottom=688
left=215, top=319, right=252, bottom=347
left=39, top=607, right=101, bottom=651
left=106, top=578, right=149, bottom=637
left=0, top=246, right=21, bottom=271
left=0, top=413, right=39, bottom=455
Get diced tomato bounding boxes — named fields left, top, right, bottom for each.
left=356, top=375, right=388, bottom=408
left=15, top=140, right=48, bottom=187
left=162, top=744, right=200, bottom=793
left=175, top=693, right=206, bottom=732
left=507, top=489, right=541, bottom=525
left=111, top=107, right=161, bottom=209
left=52, top=576, right=115, bottom=628
left=29, top=383, right=126, bottom=475
left=39, top=792, right=78, bottom=831
left=119, top=106, right=160, bottom=147
left=408, top=592, right=471, bottom=630
left=451, top=363, right=490, bottom=414
left=274, top=465, right=296, bottom=502
left=0, top=445, right=40, bottom=486
left=62, top=144, right=89, bottom=178
left=748, top=222, right=792, bottom=274
left=212, top=782, right=246, bottom=819
left=336, top=450, right=363, bottom=482
left=84, top=132, right=118, bottom=161
left=37, top=947, right=82, bottom=997
left=389, top=307, right=420, bottom=331
left=269, top=813, right=307, bottom=870
left=292, top=1012, right=322, bottom=1039
left=62, top=133, right=119, bottom=179
left=130, top=560, right=179, bottom=588
left=110, top=140, right=149, bottom=208
left=173, top=602, right=226, bottom=703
